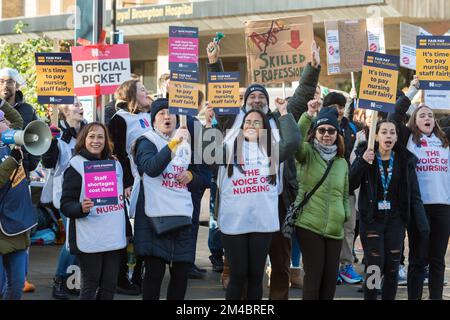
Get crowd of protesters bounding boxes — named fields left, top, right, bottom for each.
left=0, top=37, right=449, bottom=301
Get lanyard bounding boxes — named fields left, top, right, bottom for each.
left=376, top=151, right=394, bottom=200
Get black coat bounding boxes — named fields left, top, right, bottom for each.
left=107, top=112, right=135, bottom=189
left=41, top=120, right=86, bottom=169
left=60, top=149, right=132, bottom=254
left=388, top=95, right=450, bottom=146
left=340, top=117, right=358, bottom=163
left=132, top=136, right=203, bottom=264
left=350, top=141, right=429, bottom=235
left=104, top=100, right=116, bottom=126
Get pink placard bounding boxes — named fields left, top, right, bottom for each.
left=84, top=160, right=118, bottom=206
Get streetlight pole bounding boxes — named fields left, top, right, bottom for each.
left=111, top=0, right=118, bottom=45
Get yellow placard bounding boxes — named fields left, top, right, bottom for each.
left=35, top=52, right=74, bottom=104
left=168, top=80, right=199, bottom=114
left=208, top=83, right=240, bottom=108
left=415, top=36, right=450, bottom=90
left=36, top=65, right=74, bottom=97
left=416, top=49, right=450, bottom=82
left=359, top=65, right=398, bottom=104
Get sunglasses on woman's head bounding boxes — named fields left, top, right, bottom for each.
left=317, top=127, right=337, bottom=135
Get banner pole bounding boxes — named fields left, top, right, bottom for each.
left=180, top=115, right=187, bottom=128
left=282, top=82, right=286, bottom=100
left=350, top=72, right=356, bottom=89
left=367, top=110, right=378, bottom=163
left=351, top=72, right=357, bottom=107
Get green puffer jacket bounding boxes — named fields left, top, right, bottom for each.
left=294, top=113, right=350, bottom=240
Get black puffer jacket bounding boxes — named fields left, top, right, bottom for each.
left=350, top=141, right=429, bottom=235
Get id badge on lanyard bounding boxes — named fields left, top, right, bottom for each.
left=378, top=200, right=391, bottom=210
left=376, top=151, right=394, bottom=213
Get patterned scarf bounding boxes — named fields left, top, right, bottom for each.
left=154, top=128, right=172, bottom=141
left=313, top=139, right=337, bottom=162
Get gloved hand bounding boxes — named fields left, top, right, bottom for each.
left=10, top=147, right=23, bottom=163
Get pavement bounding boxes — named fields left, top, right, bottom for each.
left=23, top=191, right=450, bottom=300
left=24, top=229, right=450, bottom=300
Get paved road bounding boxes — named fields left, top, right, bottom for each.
left=24, top=224, right=450, bottom=300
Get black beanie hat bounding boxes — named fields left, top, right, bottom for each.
left=243, top=84, right=269, bottom=107
left=323, top=92, right=346, bottom=108
left=150, top=98, right=169, bottom=127
left=313, top=107, right=340, bottom=132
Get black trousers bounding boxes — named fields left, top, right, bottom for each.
left=117, top=247, right=129, bottom=285
left=221, top=232, right=272, bottom=300
left=77, top=249, right=122, bottom=300
left=268, top=197, right=291, bottom=300
left=296, top=227, right=342, bottom=300
left=360, top=215, right=405, bottom=300
left=142, top=256, right=191, bottom=300
left=408, top=204, right=450, bottom=300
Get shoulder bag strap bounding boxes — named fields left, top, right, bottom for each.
left=293, top=159, right=335, bottom=219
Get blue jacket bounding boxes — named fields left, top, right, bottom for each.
left=0, top=145, right=36, bottom=236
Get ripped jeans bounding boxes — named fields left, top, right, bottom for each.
left=360, top=215, right=405, bottom=300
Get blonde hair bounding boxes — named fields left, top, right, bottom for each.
left=57, top=105, right=69, bottom=121
left=114, top=80, right=141, bottom=114
left=57, top=97, right=81, bottom=122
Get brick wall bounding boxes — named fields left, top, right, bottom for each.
left=2, top=0, right=24, bottom=18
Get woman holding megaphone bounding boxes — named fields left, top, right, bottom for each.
left=0, top=107, right=37, bottom=300
left=41, top=98, right=86, bottom=300
left=60, top=122, right=128, bottom=300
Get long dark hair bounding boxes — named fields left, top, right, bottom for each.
left=74, top=122, right=114, bottom=160
left=227, top=109, right=277, bottom=185
left=376, top=119, right=398, bottom=135
left=408, top=105, right=449, bottom=148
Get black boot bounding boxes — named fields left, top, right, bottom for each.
left=52, top=276, right=69, bottom=300
left=131, top=257, right=144, bottom=289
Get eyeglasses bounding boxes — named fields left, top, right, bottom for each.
left=244, top=120, right=262, bottom=128
left=0, top=79, right=15, bottom=86
left=317, top=127, right=337, bottom=135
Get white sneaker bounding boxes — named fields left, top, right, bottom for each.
left=398, top=265, right=407, bottom=286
